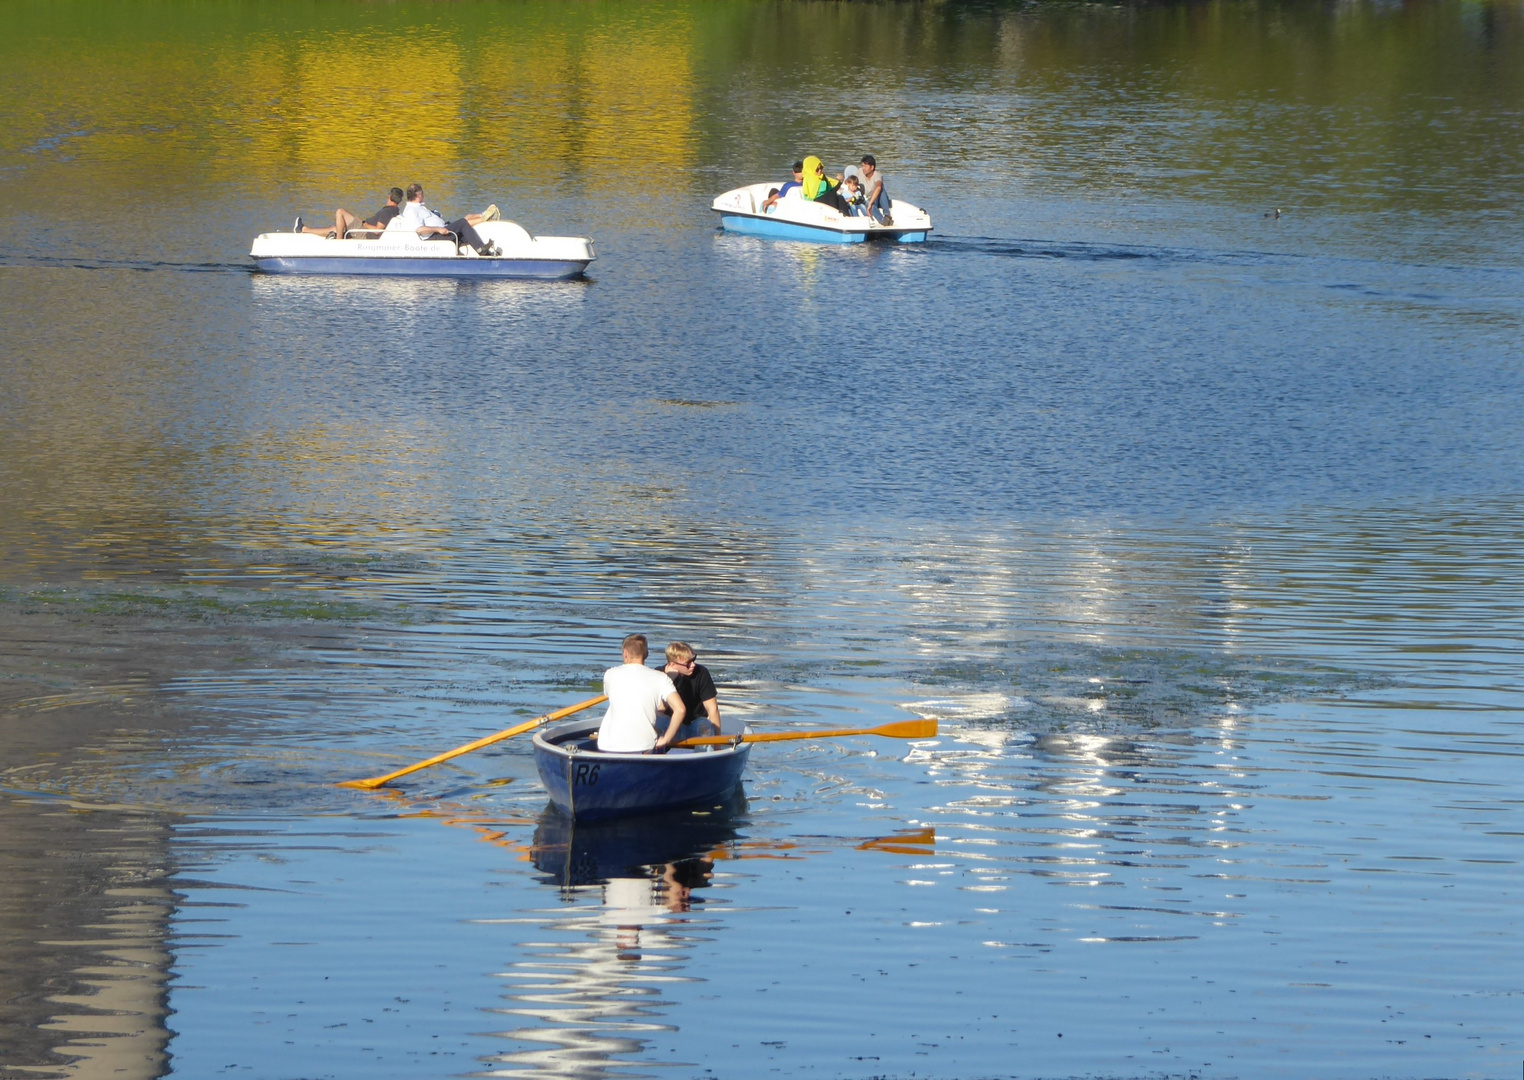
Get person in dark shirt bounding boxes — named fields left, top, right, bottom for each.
left=658, top=641, right=723, bottom=738
left=296, top=187, right=405, bottom=240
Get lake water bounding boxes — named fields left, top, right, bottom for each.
left=2, top=2, right=1522, bottom=1078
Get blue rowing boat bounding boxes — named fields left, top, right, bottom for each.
left=532, top=716, right=752, bottom=821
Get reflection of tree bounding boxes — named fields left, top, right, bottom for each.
left=10, top=0, right=1520, bottom=219
left=2, top=2, right=697, bottom=199
left=0, top=797, right=173, bottom=1080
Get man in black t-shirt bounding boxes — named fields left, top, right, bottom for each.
left=296, top=186, right=404, bottom=240
left=658, top=641, right=723, bottom=738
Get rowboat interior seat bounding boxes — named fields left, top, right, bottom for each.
left=551, top=733, right=714, bottom=755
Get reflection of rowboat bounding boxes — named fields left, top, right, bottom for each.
left=711, top=182, right=932, bottom=244
left=249, top=219, right=595, bottom=279
left=529, top=792, right=746, bottom=886
left=532, top=717, right=752, bottom=821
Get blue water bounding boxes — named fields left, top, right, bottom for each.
left=2, top=2, right=1523, bottom=1077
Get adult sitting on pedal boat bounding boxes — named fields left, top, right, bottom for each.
left=858, top=154, right=893, bottom=225
left=801, top=155, right=853, bottom=216
left=399, top=182, right=501, bottom=257
left=598, top=634, right=687, bottom=754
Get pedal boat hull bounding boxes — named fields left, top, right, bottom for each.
left=249, top=220, right=594, bottom=279
left=712, top=183, right=931, bottom=244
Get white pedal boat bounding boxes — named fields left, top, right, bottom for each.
left=712, top=182, right=932, bottom=244
left=250, top=218, right=595, bottom=279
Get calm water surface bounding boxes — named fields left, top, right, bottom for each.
left=1, top=2, right=1522, bottom=1078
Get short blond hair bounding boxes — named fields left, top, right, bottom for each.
left=664, top=641, right=695, bottom=664
left=622, top=633, right=649, bottom=661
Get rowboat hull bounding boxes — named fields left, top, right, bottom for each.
left=533, top=717, right=752, bottom=821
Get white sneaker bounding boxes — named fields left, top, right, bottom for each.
left=482, top=204, right=501, bottom=222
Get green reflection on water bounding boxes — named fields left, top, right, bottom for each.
left=3, top=0, right=1521, bottom=216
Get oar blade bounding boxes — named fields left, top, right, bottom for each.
left=876, top=718, right=938, bottom=739
left=337, top=777, right=390, bottom=791
left=672, top=716, right=939, bottom=749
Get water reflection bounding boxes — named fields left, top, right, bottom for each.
left=247, top=273, right=593, bottom=314
left=463, top=801, right=941, bottom=1080
left=0, top=794, right=173, bottom=1080
left=528, top=795, right=745, bottom=891
left=473, top=800, right=744, bottom=1080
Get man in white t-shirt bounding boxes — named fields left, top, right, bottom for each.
left=597, top=634, right=687, bottom=753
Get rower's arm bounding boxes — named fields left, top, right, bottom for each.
left=701, top=696, right=721, bottom=736
left=654, top=693, right=687, bottom=750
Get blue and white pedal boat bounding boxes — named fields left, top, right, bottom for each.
left=249, top=219, right=594, bottom=279
left=533, top=716, right=752, bottom=821
left=712, top=182, right=931, bottom=244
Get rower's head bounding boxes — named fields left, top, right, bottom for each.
left=621, top=633, right=649, bottom=664
left=792, top=160, right=803, bottom=180
left=387, top=187, right=405, bottom=206
left=665, top=642, right=697, bottom=672
left=860, top=154, right=877, bottom=176
left=406, top=183, right=425, bottom=203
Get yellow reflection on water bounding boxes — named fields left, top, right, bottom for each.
left=4, top=2, right=698, bottom=197
left=238, top=37, right=466, bottom=184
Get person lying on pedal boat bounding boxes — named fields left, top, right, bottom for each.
left=597, top=634, right=687, bottom=754
left=296, top=186, right=404, bottom=240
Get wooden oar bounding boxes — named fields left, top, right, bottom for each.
left=674, top=717, right=937, bottom=749
left=338, top=694, right=607, bottom=790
